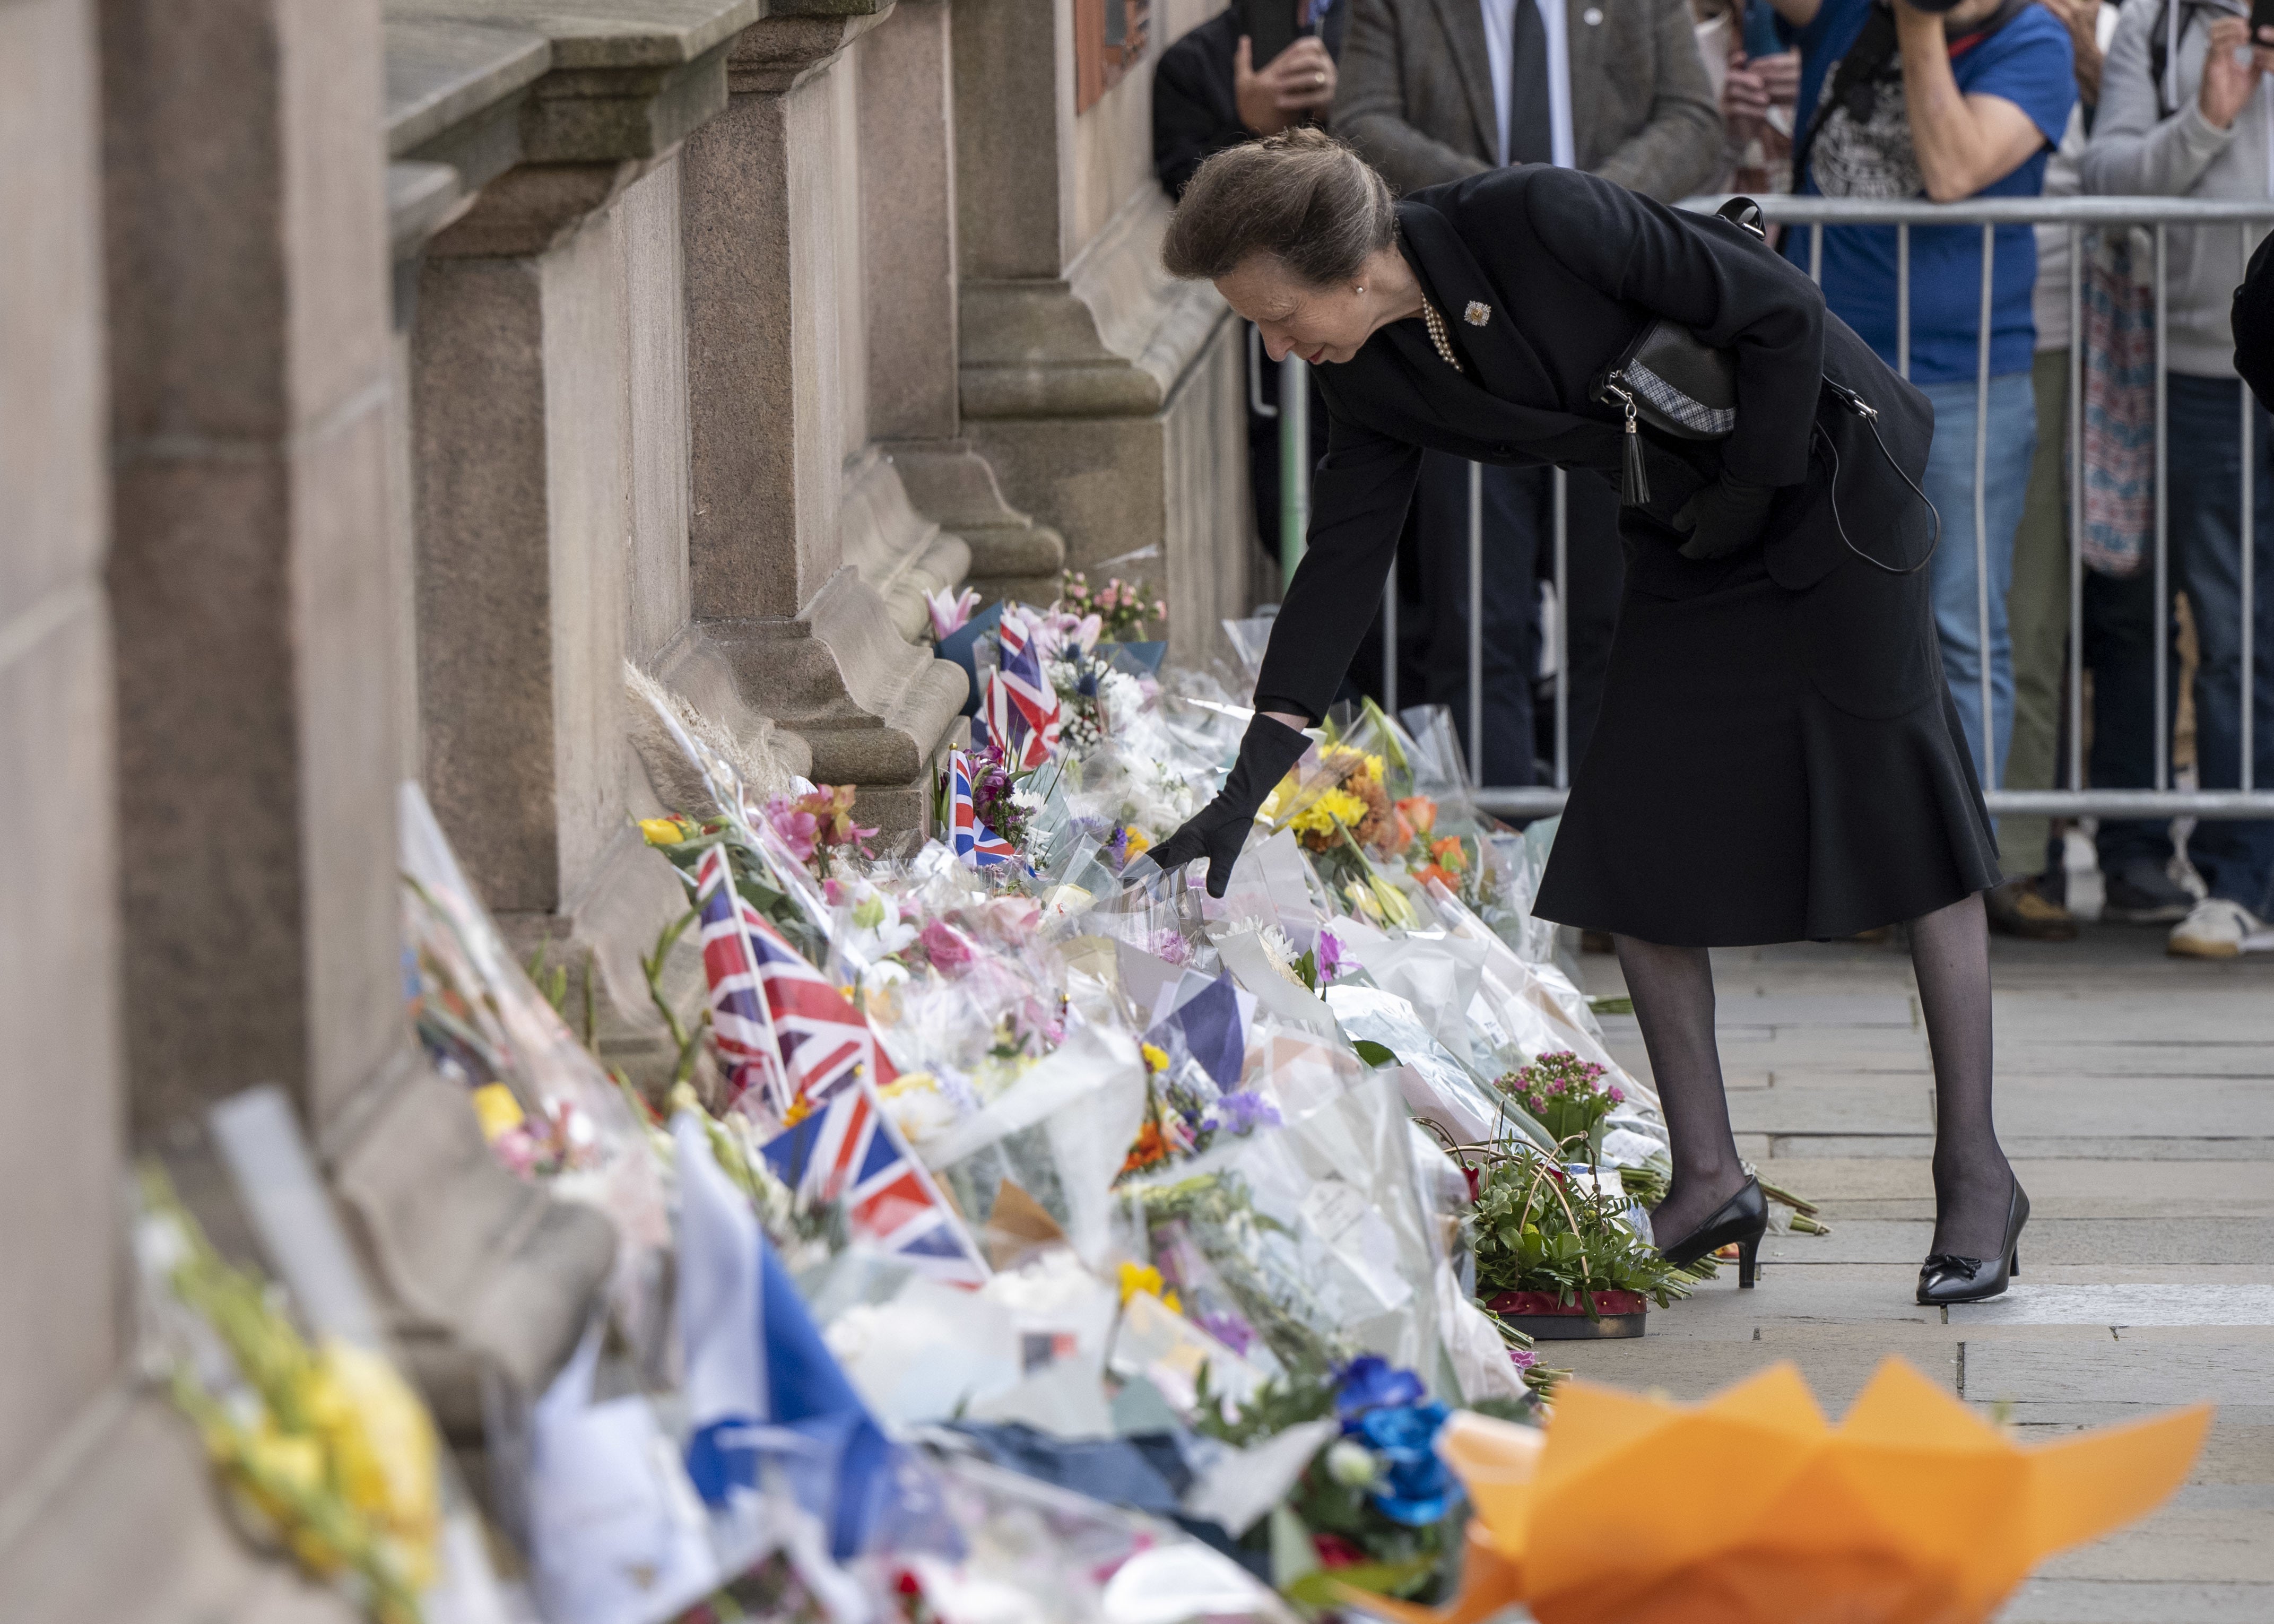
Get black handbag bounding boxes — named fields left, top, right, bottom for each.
left=1591, top=198, right=1761, bottom=505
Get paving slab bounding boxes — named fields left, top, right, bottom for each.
left=1761, top=1219, right=2274, bottom=1267
left=1763, top=1158, right=2274, bottom=1217
left=1997, top=1579, right=2274, bottom=1623
left=1773, top=1134, right=2274, bottom=1160
left=1948, top=1285, right=2274, bottom=1327
left=1962, top=1338, right=2274, bottom=1408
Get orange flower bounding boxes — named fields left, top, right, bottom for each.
left=1119, top=1118, right=1168, bottom=1178
left=1430, top=835, right=1469, bottom=874
left=1396, top=796, right=1438, bottom=838
left=1416, top=863, right=1456, bottom=890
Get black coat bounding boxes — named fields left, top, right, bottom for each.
left=1255, top=164, right=1937, bottom=724
left=1251, top=165, right=1993, bottom=945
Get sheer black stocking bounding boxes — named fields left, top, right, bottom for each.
left=1613, top=936, right=1748, bottom=1247
left=1910, top=891, right=2015, bottom=1259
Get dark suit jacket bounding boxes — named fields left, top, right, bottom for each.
left=1153, top=7, right=1351, bottom=199
left=1252, top=166, right=1935, bottom=723
left=1332, top=0, right=1721, bottom=202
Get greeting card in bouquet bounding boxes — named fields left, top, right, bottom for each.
left=136, top=1085, right=511, bottom=1624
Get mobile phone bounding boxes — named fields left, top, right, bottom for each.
left=2252, top=0, right=2274, bottom=48
left=1237, top=0, right=1312, bottom=68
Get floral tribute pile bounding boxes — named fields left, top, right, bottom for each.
left=359, top=581, right=1843, bottom=1624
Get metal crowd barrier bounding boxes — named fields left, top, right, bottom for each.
left=1268, top=194, right=2274, bottom=822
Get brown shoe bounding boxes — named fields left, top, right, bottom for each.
left=1985, top=876, right=2078, bottom=941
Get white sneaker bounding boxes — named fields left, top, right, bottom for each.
left=2167, top=898, right=2274, bottom=959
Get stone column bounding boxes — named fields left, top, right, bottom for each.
left=861, top=0, right=1066, bottom=606
left=682, top=6, right=969, bottom=832
left=0, top=0, right=126, bottom=1532
left=951, top=0, right=1252, bottom=667
left=94, top=0, right=609, bottom=1455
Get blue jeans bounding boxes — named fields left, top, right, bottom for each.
left=1920, top=374, right=2037, bottom=787
left=2167, top=374, right=2274, bottom=915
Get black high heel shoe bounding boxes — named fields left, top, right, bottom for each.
left=1916, top=1180, right=2029, bottom=1306
left=1657, top=1176, right=1768, bottom=1289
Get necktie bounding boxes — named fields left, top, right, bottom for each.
left=1506, top=0, right=1554, bottom=166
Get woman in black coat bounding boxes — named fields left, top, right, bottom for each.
left=1147, top=130, right=2024, bottom=1306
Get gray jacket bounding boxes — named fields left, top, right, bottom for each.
left=2082, top=0, right=2273, bottom=376
left=1331, top=0, right=1722, bottom=202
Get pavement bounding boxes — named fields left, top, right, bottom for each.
left=1561, top=923, right=2274, bottom=1623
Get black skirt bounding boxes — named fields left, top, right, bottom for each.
left=1532, top=529, right=2000, bottom=947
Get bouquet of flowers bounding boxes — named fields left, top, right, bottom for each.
left=1194, top=1356, right=1475, bottom=1605
left=1469, top=1140, right=1696, bottom=1320
left=138, top=1163, right=444, bottom=1624
left=1495, top=1050, right=1624, bottom=1161
left=1060, top=568, right=1166, bottom=642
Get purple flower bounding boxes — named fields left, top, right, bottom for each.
left=1315, top=927, right=1347, bottom=983
left=1212, top=1090, right=1280, bottom=1137
left=1607, top=1085, right=1625, bottom=1105
left=1195, top=1309, right=1255, bottom=1357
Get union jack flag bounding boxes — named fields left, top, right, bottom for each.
left=987, top=609, right=1061, bottom=770
left=759, top=1080, right=988, bottom=1286
left=693, top=843, right=895, bottom=1115
left=948, top=749, right=1019, bottom=869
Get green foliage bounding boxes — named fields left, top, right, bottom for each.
left=1352, top=1039, right=1398, bottom=1069
left=1470, top=1145, right=1694, bottom=1316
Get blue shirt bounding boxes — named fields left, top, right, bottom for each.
left=1785, top=0, right=2075, bottom=383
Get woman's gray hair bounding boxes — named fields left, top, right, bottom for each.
left=1162, top=127, right=1397, bottom=288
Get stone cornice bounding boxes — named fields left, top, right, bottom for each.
left=385, top=0, right=763, bottom=198
left=960, top=184, right=1234, bottom=420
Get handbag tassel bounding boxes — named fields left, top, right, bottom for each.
left=1621, top=416, right=1651, bottom=507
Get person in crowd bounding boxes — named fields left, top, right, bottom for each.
left=2083, top=4, right=2274, bottom=957
left=1984, top=0, right=2133, bottom=941
left=1152, top=131, right=2027, bottom=1306
left=1715, top=0, right=1804, bottom=194
left=1155, top=0, right=1348, bottom=587
left=1326, top=0, right=1720, bottom=786
left=1773, top=0, right=2076, bottom=805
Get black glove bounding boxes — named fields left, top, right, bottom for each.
left=1145, top=713, right=1313, bottom=898
left=1672, top=472, right=1776, bottom=561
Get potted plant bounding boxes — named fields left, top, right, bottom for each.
left=1462, top=1052, right=1698, bottom=1340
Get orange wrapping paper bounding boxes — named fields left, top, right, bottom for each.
left=1355, top=1357, right=2209, bottom=1624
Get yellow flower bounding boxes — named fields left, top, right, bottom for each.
left=1118, top=1260, right=1182, bottom=1313
left=1123, top=827, right=1152, bottom=859
left=1140, top=1042, right=1170, bottom=1075
left=1288, top=787, right=1368, bottom=838
left=637, top=816, right=688, bottom=846
left=880, top=1070, right=938, bottom=1099
left=312, top=1340, right=441, bottom=1589
left=1360, top=752, right=1386, bottom=785
left=469, top=1083, right=524, bottom=1142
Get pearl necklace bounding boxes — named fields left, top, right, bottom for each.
left=1420, top=299, right=1466, bottom=375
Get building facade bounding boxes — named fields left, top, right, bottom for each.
left=0, top=0, right=1249, bottom=1609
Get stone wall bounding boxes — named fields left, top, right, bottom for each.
left=0, top=0, right=1251, bottom=1610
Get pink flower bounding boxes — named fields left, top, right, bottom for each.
left=1508, top=1347, right=1537, bottom=1371
left=1607, top=1085, right=1625, bottom=1105
left=761, top=793, right=820, bottom=864
left=925, top=585, right=980, bottom=641
left=918, top=918, right=976, bottom=971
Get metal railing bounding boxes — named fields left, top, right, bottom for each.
left=1329, top=193, right=2274, bottom=822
